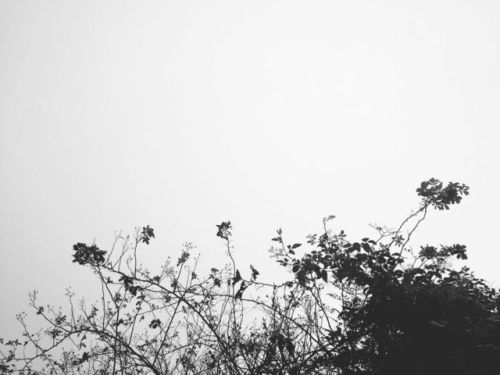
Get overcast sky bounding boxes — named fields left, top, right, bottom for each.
left=1, top=0, right=500, bottom=337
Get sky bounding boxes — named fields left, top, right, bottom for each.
left=1, top=0, right=500, bottom=338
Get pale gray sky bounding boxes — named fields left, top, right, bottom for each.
left=1, top=0, right=500, bottom=337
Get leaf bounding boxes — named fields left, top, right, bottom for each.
left=362, top=243, right=372, bottom=253
left=250, top=265, right=260, bottom=280
left=232, top=269, right=242, bottom=285
left=323, top=215, right=336, bottom=222
left=321, top=269, right=328, bottom=282
left=235, top=281, right=248, bottom=299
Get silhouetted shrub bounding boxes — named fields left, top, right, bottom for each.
left=1, top=179, right=498, bottom=375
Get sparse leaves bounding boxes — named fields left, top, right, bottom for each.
left=216, top=221, right=232, bottom=240
left=141, top=225, right=155, bottom=244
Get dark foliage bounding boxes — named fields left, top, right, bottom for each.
left=1, top=179, right=498, bottom=375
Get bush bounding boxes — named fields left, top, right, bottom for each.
left=1, top=179, right=498, bottom=375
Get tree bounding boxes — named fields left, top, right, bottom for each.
left=279, top=179, right=500, bottom=375
left=1, top=178, right=499, bottom=374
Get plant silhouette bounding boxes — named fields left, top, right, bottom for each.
left=1, top=179, right=498, bottom=374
